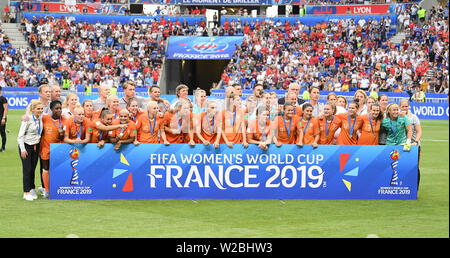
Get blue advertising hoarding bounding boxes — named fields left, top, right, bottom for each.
left=4, top=92, right=448, bottom=120
left=50, top=144, right=418, bottom=200
left=22, top=12, right=205, bottom=26
left=221, top=14, right=398, bottom=26
left=130, top=0, right=302, bottom=4
left=409, top=102, right=449, bottom=120
left=166, top=36, right=244, bottom=60
left=2, top=94, right=40, bottom=109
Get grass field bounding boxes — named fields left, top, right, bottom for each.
left=0, top=109, right=448, bottom=238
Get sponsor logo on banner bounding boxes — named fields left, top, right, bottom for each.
left=411, top=104, right=449, bottom=120
left=3, top=94, right=39, bottom=109
left=376, top=149, right=412, bottom=196
left=339, top=153, right=359, bottom=192
left=49, top=144, right=419, bottom=200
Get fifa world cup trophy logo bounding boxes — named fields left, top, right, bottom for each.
left=69, top=148, right=80, bottom=185
left=390, top=150, right=400, bottom=186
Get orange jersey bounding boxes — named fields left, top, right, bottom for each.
left=357, top=114, right=381, bottom=145
left=336, top=113, right=363, bottom=145
left=64, top=118, right=91, bottom=140
left=317, top=115, right=342, bottom=144
left=129, top=111, right=144, bottom=123
left=247, top=119, right=271, bottom=142
left=163, top=112, right=193, bottom=144
left=40, top=115, right=66, bottom=160
left=110, top=120, right=137, bottom=142
left=220, top=109, right=245, bottom=144
left=135, top=114, right=162, bottom=143
left=299, top=118, right=320, bottom=144
left=89, top=119, right=111, bottom=143
left=195, top=112, right=220, bottom=144
left=275, top=115, right=300, bottom=144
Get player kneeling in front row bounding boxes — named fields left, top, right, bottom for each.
left=163, top=99, right=195, bottom=146
left=63, top=107, right=92, bottom=145
left=195, top=100, right=221, bottom=149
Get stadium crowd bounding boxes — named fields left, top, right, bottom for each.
left=1, top=2, right=448, bottom=97
left=220, top=4, right=448, bottom=97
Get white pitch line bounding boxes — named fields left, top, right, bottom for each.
left=421, top=139, right=449, bottom=142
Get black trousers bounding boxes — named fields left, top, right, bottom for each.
left=0, top=122, right=6, bottom=149
left=19, top=143, right=40, bottom=193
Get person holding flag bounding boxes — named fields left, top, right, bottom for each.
left=89, top=108, right=127, bottom=148
left=357, top=103, right=383, bottom=145
left=17, top=100, right=44, bottom=201
left=135, top=101, right=169, bottom=145
left=63, top=107, right=92, bottom=145
left=163, top=99, right=195, bottom=146
left=195, top=100, right=222, bottom=149
left=247, top=106, right=273, bottom=151
left=381, top=103, right=413, bottom=150
left=109, top=109, right=137, bottom=151
left=220, top=95, right=249, bottom=148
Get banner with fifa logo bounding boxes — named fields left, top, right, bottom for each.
left=49, top=144, right=418, bottom=200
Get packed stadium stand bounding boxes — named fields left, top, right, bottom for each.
left=0, top=0, right=448, bottom=96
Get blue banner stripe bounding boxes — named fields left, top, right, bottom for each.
left=50, top=144, right=418, bottom=200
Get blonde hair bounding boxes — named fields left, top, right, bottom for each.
left=106, top=94, right=119, bottom=106
left=62, top=93, right=80, bottom=109
left=122, top=81, right=135, bottom=90
left=386, top=103, right=398, bottom=118
left=194, top=88, right=206, bottom=97
left=354, top=89, right=368, bottom=103
left=38, top=84, right=50, bottom=93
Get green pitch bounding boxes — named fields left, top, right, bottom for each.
left=0, top=110, right=448, bottom=238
